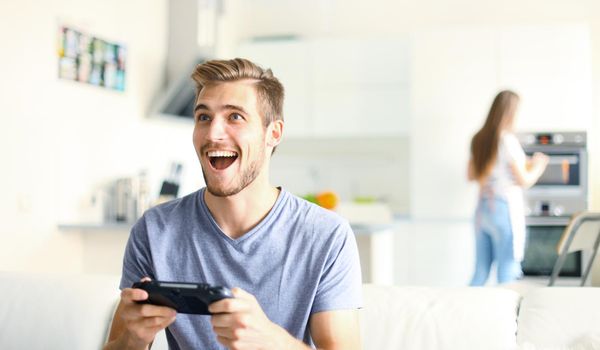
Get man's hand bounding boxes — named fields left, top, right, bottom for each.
left=209, top=288, right=309, bottom=350
left=119, top=288, right=177, bottom=346
left=104, top=278, right=177, bottom=350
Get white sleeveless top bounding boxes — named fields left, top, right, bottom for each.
left=483, top=132, right=526, bottom=200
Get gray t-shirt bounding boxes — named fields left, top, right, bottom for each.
left=119, top=187, right=362, bottom=349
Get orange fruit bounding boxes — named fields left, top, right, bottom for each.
left=316, top=191, right=339, bottom=210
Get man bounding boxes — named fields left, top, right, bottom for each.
left=104, top=58, right=362, bottom=350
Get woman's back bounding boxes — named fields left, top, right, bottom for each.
left=481, top=132, right=526, bottom=199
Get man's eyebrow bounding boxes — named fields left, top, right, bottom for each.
left=223, top=104, right=248, bottom=114
left=194, top=103, right=209, bottom=112
left=193, top=104, right=248, bottom=114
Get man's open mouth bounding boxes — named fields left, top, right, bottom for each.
left=207, top=150, right=238, bottom=170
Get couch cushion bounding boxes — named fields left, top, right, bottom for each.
left=361, top=284, right=521, bottom=350
left=0, top=271, right=120, bottom=350
left=517, top=287, right=600, bottom=348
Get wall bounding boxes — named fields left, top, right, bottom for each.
left=0, top=0, right=205, bottom=273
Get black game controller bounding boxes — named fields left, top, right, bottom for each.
left=132, top=280, right=233, bottom=315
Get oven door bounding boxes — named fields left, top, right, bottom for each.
left=525, top=150, right=582, bottom=187
left=522, top=216, right=582, bottom=277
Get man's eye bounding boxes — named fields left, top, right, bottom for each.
left=197, top=114, right=210, bottom=121
left=230, top=113, right=243, bottom=121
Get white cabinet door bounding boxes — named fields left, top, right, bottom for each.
left=497, top=24, right=593, bottom=131
left=310, top=38, right=410, bottom=85
left=410, top=28, right=497, bottom=220
left=237, top=40, right=312, bottom=137
left=237, top=37, right=411, bottom=137
left=311, top=84, right=410, bottom=137
left=310, top=38, right=411, bottom=137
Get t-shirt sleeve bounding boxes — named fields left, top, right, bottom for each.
left=311, top=221, right=363, bottom=314
left=503, top=133, right=526, bottom=165
left=119, top=217, right=155, bottom=290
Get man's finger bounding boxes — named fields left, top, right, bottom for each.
left=230, top=287, right=252, bottom=299
left=212, top=326, right=236, bottom=340
left=216, top=335, right=235, bottom=348
left=140, top=315, right=176, bottom=329
left=208, top=297, right=249, bottom=314
left=210, top=313, right=235, bottom=328
left=138, top=304, right=177, bottom=318
left=121, top=288, right=149, bottom=302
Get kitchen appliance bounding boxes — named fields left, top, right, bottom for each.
left=517, top=131, right=588, bottom=277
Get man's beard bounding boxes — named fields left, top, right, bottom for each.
left=202, top=143, right=266, bottom=197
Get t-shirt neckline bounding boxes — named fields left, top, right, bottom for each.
left=197, top=187, right=287, bottom=247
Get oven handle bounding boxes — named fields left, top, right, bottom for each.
left=526, top=216, right=571, bottom=226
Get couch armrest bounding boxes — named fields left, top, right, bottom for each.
left=360, top=284, right=521, bottom=350
left=0, top=271, right=120, bottom=350
left=517, top=287, right=600, bottom=348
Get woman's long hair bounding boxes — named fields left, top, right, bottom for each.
left=470, top=90, right=520, bottom=181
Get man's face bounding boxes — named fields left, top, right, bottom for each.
left=192, top=80, right=270, bottom=197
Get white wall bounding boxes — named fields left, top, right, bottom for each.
left=0, top=0, right=205, bottom=273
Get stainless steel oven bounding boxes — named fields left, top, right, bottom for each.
left=522, top=216, right=581, bottom=276
left=517, top=132, right=588, bottom=277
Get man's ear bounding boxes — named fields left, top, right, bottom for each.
left=266, top=120, right=284, bottom=148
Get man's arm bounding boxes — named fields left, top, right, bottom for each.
left=209, top=288, right=308, bottom=349
left=104, top=286, right=177, bottom=350
left=310, top=309, right=361, bottom=350
left=209, top=288, right=360, bottom=350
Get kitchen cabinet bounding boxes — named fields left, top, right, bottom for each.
left=238, top=40, right=312, bottom=137
left=393, top=219, right=475, bottom=286
left=354, top=225, right=395, bottom=285
left=496, top=25, right=593, bottom=131
left=237, top=37, right=411, bottom=138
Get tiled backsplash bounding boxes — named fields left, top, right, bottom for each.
left=270, top=136, right=409, bottom=214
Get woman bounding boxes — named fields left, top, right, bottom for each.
left=468, top=90, right=548, bottom=286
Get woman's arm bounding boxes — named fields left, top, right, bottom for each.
left=511, top=152, right=549, bottom=188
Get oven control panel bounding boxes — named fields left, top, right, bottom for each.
left=519, top=132, right=586, bottom=147
left=526, top=201, right=565, bottom=217
left=525, top=198, right=587, bottom=218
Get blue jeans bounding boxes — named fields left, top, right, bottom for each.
left=469, top=197, right=523, bottom=286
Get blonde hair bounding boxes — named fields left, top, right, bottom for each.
left=191, top=58, right=284, bottom=127
left=470, top=90, right=520, bottom=181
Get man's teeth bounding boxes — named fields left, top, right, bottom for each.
left=208, top=151, right=237, bottom=157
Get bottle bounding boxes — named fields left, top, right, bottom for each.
left=136, top=170, right=150, bottom=218
left=114, top=178, right=132, bottom=222
left=156, top=163, right=183, bottom=204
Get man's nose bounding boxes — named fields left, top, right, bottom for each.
left=207, top=117, right=227, bottom=140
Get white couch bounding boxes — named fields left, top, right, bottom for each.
left=1, top=271, right=599, bottom=350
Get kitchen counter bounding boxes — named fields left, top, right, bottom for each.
left=351, top=223, right=397, bottom=285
